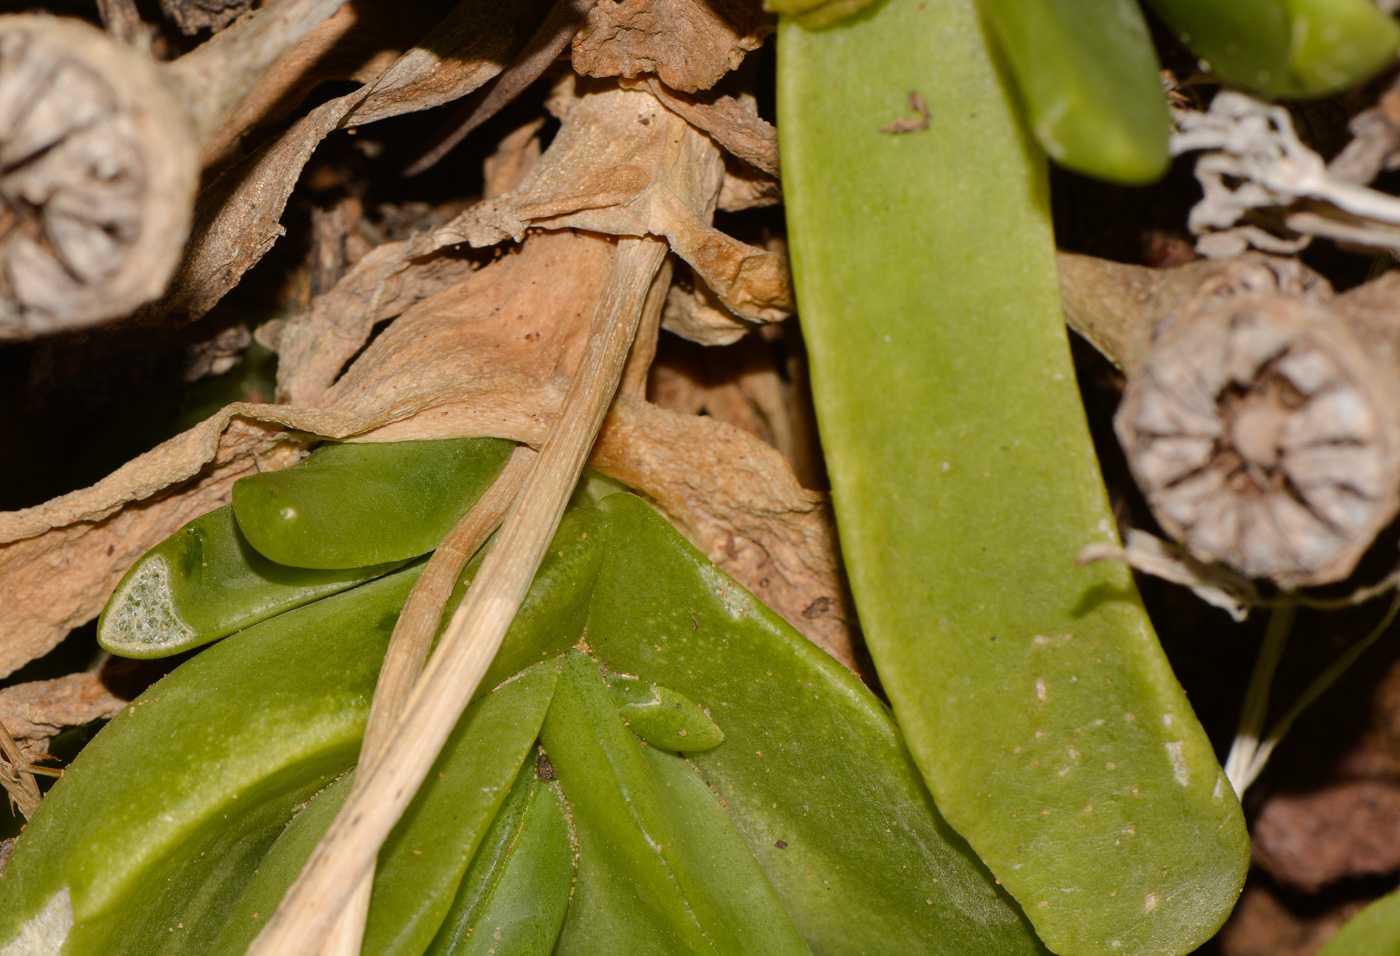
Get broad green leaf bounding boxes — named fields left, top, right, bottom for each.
left=210, top=662, right=559, bottom=956
left=586, top=493, right=1048, bottom=956
left=542, top=650, right=811, bottom=956
left=232, top=438, right=515, bottom=569
left=777, top=1, right=1249, bottom=952
left=980, top=0, right=1169, bottom=184
left=98, top=505, right=403, bottom=658
left=1143, top=0, right=1400, bottom=98
left=0, top=566, right=423, bottom=956
left=425, top=757, right=573, bottom=956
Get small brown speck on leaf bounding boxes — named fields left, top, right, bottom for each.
left=879, top=91, right=931, bottom=134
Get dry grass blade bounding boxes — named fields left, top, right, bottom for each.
left=318, top=445, right=536, bottom=956
left=245, top=235, right=667, bottom=955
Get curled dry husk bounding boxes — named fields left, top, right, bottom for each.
left=0, top=81, right=845, bottom=685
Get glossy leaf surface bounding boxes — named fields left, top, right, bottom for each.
left=98, top=505, right=403, bottom=658
left=586, top=493, right=1047, bottom=956
left=543, top=650, right=811, bottom=956
left=425, top=758, right=573, bottom=956
left=0, top=566, right=423, bottom=956
left=980, top=0, right=1169, bottom=184
left=1143, top=0, right=1400, bottom=98
left=211, top=662, right=558, bottom=956
left=778, top=1, right=1248, bottom=952
left=604, top=672, right=725, bottom=751
left=232, top=438, right=515, bottom=569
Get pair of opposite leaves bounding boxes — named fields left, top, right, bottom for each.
left=0, top=438, right=1050, bottom=956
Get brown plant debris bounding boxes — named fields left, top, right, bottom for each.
left=160, top=0, right=253, bottom=35
left=140, top=0, right=552, bottom=329
left=571, top=0, right=774, bottom=93
left=633, top=77, right=779, bottom=176
left=417, top=82, right=794, bottom=333
left=1115, top=270, right=1400, bottom=587
left=0, top=671, right=127, bottom=743
left=403, top=0, right=597, bottom=177
left=0, top=227, right=855, bottom=680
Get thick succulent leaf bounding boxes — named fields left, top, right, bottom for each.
left=211, top=662, right=559, bottom=956
left=778, top=2, right=1248, bottom=952
left=980, top=0, right=1169, bottom=184
left=542, top=650, right=811, bottom=956
left=231, top=438, right=515, bottom=569
left=0, top=565, right=423, bottom=956
left=98, top=505, right=403, bottom=658
left=584, top=493, right=1048, bottom=956
left=604, top=672, right=725, bottom=751
left=425, top=757, right=573, bottom=956
left=1143, top=0, right=1400, bottom=98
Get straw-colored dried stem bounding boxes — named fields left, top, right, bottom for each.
left=318, top=445, right=537, bottom=956
left=246, top=234, right=668, bottom=956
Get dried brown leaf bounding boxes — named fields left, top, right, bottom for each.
left=200, top=1, right=450, bottom=170
left=635, top=77, right=778, bottom=176
left=0, top=672, right=127, bottom=742
left=572, top=0, right=773, bottom=93
left=419, top=82, right=793, bottom=332
left=143, top=0, right=550, bottom=328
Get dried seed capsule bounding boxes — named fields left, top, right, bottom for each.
left=1116, top=276, right=1400, bottom=587
left=232, top=437, right=516, bottom=570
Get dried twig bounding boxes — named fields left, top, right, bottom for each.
left=319, top=445, right=535, bottom=956
left=245, top=235, right=668, bottom=955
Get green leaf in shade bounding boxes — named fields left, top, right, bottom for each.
left=98, top=505, right=404, bottom=658
left=0, top=566, right=422, bottom=956
left=542, top=650, right=812, bottom=956
left=1315, top=890, right=1400, bottom=956
left=604, top=672, right=725, bottom=751
left=209, top=662, right=559, bottom=956
left=776, top=1, right=1249, bottom=952
left=231, top=438, right=515, bottom=569
left=585, top=493, right=1048, bottom=956
left=1143, top=0, right=1400, bottom=98
left=425, top=755, right=574, bottom=956
left=980, top=0, right=1170, bottom=184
